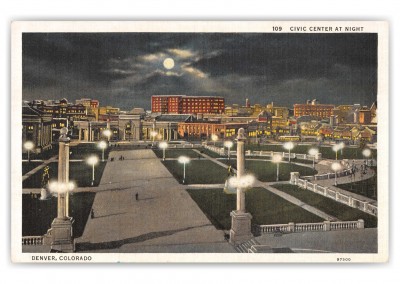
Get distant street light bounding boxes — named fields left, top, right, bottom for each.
left=159, top=141, right=168, bottom=161
left=98, top=141, right=107, bottom=162
left=103, top=129, right=112, bottom=143
left=362, top=148, right=372, bottom=166
left=24, top=141, right=34, bottom=162
left=224, top=141, right=234, bottom=160
left=332, top=143, right=345, bottom=160
left=87, top=156, right=99, bottom=186
left=178, top=156, right=190, bottom=184
left=331, top=162, right=342, bottom=186
left=150, top=130, right=158, bottom=146
left=308, top=148, right=319, bottom=169
left=211, top=134, right=218, bottom=146
left=272, top=154, right=282, bottom=181
left=283, top=142, right=295, bottom=163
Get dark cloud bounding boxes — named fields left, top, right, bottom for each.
left=22, top=32, right=377, bottom=109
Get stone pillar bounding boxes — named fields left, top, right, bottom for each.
left=230, top=128, right=253, bottom=245
left=357, top=219, right=365, bottom=229
left=323, top=221, right=331, bottom=231
left=47, top=127, right=75, bottom=252
left=290, top=172, right=300, bottom=185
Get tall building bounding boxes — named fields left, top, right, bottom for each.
left=151, top=95, right=225, bottom=114
left=294, top=99, right=334, bottom=119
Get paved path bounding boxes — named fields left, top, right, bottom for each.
left=22, top=156, right=57, bottom=182
left=255, top=228, right=377, bottom=253
left=257, top=182, right=338, bottom=221
left=76, top=149, right=234, bottom=253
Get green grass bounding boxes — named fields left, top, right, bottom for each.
left=23, top=160, right=107, bottom=188
left=221, top=159, right=317, bottom=182
left=272, top=183, right=377, bottom=228
left=69, top=143, right=110, bottom=160
left=22, top=162, right=43, bottom=175
left=187, top=187, right=324, bottom=230
left=22, top=192, right=96, bottom=237
left=336, top=175, right=378, bottom=201
left=153, top=149, right=200, bottom=159
left=200, top=148, right=224, bottom=158
left=162, top=160, right=230, bottom=184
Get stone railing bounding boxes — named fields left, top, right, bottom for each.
left=255, top=220, right=364, bottom=235
left=302, top=168, right=352, bottom=182
left=22, top=236, right=44, bottom=245
left=290, top=174, right=377, bottom=217
left=229, top=150, right=322, bottom=161
left=204, top=145, right=225, bottom=155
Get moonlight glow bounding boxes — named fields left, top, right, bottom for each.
left=163, top=58, right=175, bottom=69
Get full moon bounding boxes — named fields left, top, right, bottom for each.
left=163, top=58, right=175, bottom=69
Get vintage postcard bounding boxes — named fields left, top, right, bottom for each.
left=11, top=21, right=388, bottom=263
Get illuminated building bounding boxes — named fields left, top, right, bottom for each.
left=151, top=95, right=225, bottom=114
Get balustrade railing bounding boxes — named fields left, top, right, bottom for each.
left=22, top=236, right=44, bottom=245
left=293, top=177, right=377, bottom=216
left=256, top=220, right=364, bottom=235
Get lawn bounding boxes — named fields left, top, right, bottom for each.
left=22, top=192, right=96, bottom=237
left=153, top=148, right=200, bottom=159
left=23, top=160, right=107, bottom=188
left=221, top=159, right=317, bottom=182
left=336, top=175, right=378, bottom=201
left=162, top=160, right=230, bottom=184
left=200, top=148, right=224, bottom=158
left=272, top=183, right=377, bottom=228
left=69, top=143, right=110, bottom=160
left=187, top=187, right=324, bottom=230
left=22, top=162, right=43, bottom=175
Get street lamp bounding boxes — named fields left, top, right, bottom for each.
left=98, top=141, right=107, bottom=162
left=362, top=148, right=372, bottom=166
left=87, top=156, right=99, bottom=186
left=48, top=181, right=75, bottom=194
left=228, top=174, right=255, bottom=190
left=211, top=134, right=218, bottom=146
left=332, top=143, right=344, bottom=160
left=159, top=141, right=168, bottom=161
left=178, top=156, right=190, bottom=184
left=224, top=141, right=233, bottom=160
left=272, top=154, right=282, bottom=181
left=24, top=141, right=34, bottom=162
left=308, top=148, right=319, bottom=169
left=150, top=130, right=158, bottom=146
left=283, top=141, right=295, bottom=162
left=103, top=129, right=112, bottom=143
left=331, top=162, right=342, bottom=186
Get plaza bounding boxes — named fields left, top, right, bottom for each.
left=22, top=139, right=377, bottom=253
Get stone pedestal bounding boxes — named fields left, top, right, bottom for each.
left=290, top=172, right=300, bottom=184
left=48, top=217, right=75, bottom=252
left=229, top=210, right=253, bottom=245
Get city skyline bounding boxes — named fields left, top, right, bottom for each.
left=23, top=33, right=377, bottom=110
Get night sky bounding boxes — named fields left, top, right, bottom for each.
left=22, top=33, right=377, bottom=110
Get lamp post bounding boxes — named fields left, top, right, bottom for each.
left=332, top=143, right=344, bottom=160
left=178, top=156, right=190, bottom=184
left=159, top=141, right=168, bottom=161
left=308, top=148, right=319, bottom=170
left=98, top=141, right=107, bottom=162
left=224, top=141, right=233, bottom=160
left=362, top=148, right=372, bottom=167
left=331, top=162, right=342, bottom=186
left=272, top=154, right=282, bottom=182
left=87, top=156, right=99, bottom=186
left=283, top=141, right=294, bottom=163
left=24, top=141, right=34, bottom=162
left=150, top=130, right=158, bottom=146
left=211, top=134, right=218, bottom=146
left=103, top=129, right=112, bottom=144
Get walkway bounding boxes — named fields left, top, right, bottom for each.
left=22, top=156, right=57, bottom=182
left=76, top=149, right=235, bottom=253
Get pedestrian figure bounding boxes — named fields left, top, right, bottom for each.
left=135, top=192, right=139, bottom=201
left=90, top=208, right=95, bottom=219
